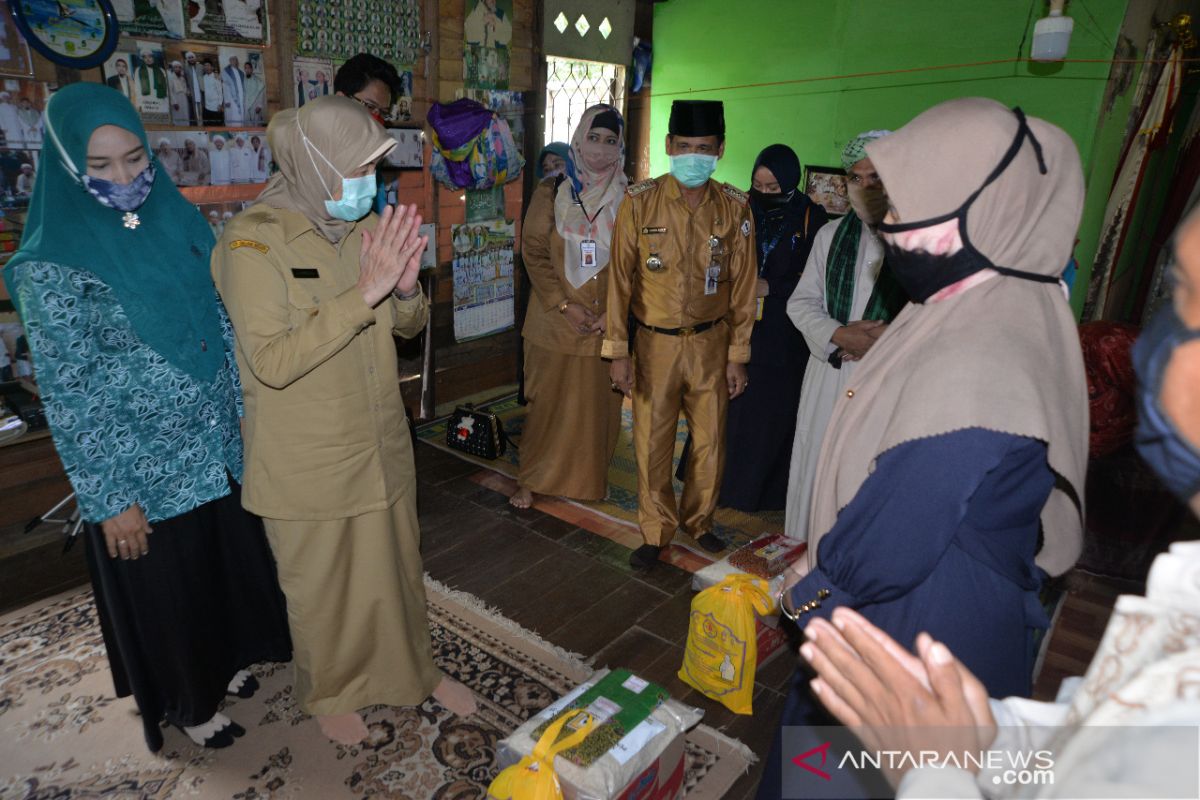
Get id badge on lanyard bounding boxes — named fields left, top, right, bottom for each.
left=581, top=239, right=597, bottom=269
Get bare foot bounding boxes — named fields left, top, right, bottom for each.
left=432, top=675, right=477, bottom=716
left=509, top=487, right=534, bottom=509
left=317, top=712, right=369, bottom=745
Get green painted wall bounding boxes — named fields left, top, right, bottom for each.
left=650, top=0, right=1130, bottom=313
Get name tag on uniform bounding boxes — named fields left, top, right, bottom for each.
left=641, top=226, right=667, bottom=234
left=705, top=265, right=720, bottom=295
left=291, top=268, right=320, bottom=279
left=580, top=239, right=597, bottom=269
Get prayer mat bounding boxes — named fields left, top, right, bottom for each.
left=0, top=578, right=755, bottom=799
left=417, top=394, right=786, bottom=568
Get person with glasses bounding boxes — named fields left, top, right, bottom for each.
left=333, top=52, right=403, bottom=126
left=782, top=130, right=908, bottom=542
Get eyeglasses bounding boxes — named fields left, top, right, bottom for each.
left=352, top=94, right=394, bottom=123
left=847, top=172, right=881, bottom=186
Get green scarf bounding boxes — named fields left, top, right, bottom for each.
left=824, top=212, right=907, bottom=324
left=3, top=82, right=223, bottom=382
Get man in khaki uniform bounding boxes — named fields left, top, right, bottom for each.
left=604, top=100, right=757, bottom=571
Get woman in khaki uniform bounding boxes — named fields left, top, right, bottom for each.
left=511, top=105, right=627, bottom=508
left=212, top=96, right=475, bottom=746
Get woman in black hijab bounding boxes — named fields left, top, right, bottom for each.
left=681, top=145, right=826, bottom=511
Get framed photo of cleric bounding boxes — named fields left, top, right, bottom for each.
left=804, top=165, right=848, bottom=217
left=103, top=41, right=171, bottom=126
left=186, top=0, right=269, bottom=46
left=110, top=0, right=186, bottom=40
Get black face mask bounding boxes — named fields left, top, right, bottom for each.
left=749, top=188, right=792, bottom=212
left=880, top=243, right=990, bottom=303
left=875, top=107, right=1060, bottom=303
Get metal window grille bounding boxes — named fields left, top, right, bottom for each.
left=544, top=56, right=626, bottom=146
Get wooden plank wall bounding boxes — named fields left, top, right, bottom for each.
left=393, top=0, right=535, bottom=413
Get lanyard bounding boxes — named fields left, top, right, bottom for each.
left=575, top=188, right=608, bottom=232
left=757, top=224, right=789, bottom=274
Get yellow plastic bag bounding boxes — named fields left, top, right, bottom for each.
left=488, top=710, right=595, bottom=800
left=678, top=574, right=775, bottom=715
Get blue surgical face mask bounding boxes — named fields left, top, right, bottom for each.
left=82, top=163, right=156, bottom=212
left=1132, top=302, right=1200, bottom=501
left=669, top=153, right=717, bottom=188
left=326, top=174, right=376, bottom=221
left=298, top=118, right=376, bottom=222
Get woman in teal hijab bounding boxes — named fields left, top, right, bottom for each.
left=3, top=83, right=291, bottom=752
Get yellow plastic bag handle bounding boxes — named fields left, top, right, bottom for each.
left=715, top=573, right=776, bottom=615
left=487, top=710, right=596, bottom=800
left=532, top=709, right=596, bottom=762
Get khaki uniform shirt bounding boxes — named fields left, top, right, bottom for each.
left=212, top=204, right=427, bottom=521
left=601, top=174, right=757, bottom=363
left=521, top=177, right=608, bottom=357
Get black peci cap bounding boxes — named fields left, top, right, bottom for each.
left=669, top=100, right=724, bottom=137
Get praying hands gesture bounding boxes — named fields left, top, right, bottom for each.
left=801, top=607, right=997, bottom=789
left=358, top=203, right=427, bottom=307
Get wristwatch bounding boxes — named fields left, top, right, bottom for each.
left=558, top=299, right=570, bottom=314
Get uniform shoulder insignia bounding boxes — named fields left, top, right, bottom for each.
left=627, top=178, right=657, bottom=197
left=721, top=183, right=748, bottom=206
left=229, top=239, right=269, bottom=254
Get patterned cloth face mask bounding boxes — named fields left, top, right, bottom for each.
left=82, top=163, right=156, bottom=213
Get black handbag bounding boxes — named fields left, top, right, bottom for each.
left=445, top=403, right=512, bottom=459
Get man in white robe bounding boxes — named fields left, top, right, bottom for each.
left=249, top=135, right=271, bottom=182
left=183, top=52, right=205, bottom=125
left=167, top=61, right=189, bottom=126
left=202, top=60, right=223, bottom=125
left=229, top=134, right=253, bottom=183
left=222, top=55, right=246, bottom=126
left=784, top=130, right=903, bottom=540
left=242, top=60, right=265, bottom=126
left=209, top=135, right=231, bottom=185
left=155, top=137, right=182, bottom=184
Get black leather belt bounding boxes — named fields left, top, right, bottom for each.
left=637, top=319, right=719, bottom=336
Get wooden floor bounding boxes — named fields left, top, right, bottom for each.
left=0, top=439, right=1136, bottom=800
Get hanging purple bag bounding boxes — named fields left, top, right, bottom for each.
left=428, top=98, right=525, bottom=190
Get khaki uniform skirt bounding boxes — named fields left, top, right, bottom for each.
left=262, top=495, right=440, bottom=715
left=519, top=340, right=623, bottom=500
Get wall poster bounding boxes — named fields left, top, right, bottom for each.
left=451, top=218, right=514, bottom=341
left=187, top=0, right=269, bottom=45
left=296, top=0, right=420, bottom=66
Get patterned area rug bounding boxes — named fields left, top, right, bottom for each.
left=0, top=579, right=754, bottom=799
left=417, top=394, right=785, bottom=562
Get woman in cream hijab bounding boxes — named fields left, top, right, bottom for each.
left=511, top=105, right=627, bottom=508
left=758, top=98, right=1088, bottom=799
left=213, top=96, right=476, bottom=746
